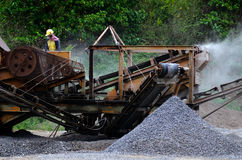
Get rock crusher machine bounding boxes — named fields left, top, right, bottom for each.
left=0, top=28, right=241, bottom=137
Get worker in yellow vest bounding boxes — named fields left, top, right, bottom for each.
left=45, top=29, right=60, bottom=51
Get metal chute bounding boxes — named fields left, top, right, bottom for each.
left=0, top=36, right=10, bottom=52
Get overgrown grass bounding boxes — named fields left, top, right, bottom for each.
left=13, top=117, right=65, bottom=131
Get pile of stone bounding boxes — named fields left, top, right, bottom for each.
left=106, top=96, right=242, bottom=157
left=0, top=130, right=114, bottom=157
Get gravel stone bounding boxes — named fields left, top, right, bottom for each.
left=105, top=96, right=242, bottom=157
left=1, top=96, right=242, bottom=159
left=3, top=151, right=242, bottom=160
left=0, top=132, right=114, bottom=157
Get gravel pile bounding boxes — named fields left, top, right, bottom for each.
left=105, top=96, right=242, bottom=157
left=0, top=136, right=68, bottom=157
left=215, top=128, right=242, bottom=145
left=0, top=131, right=114, bottom=157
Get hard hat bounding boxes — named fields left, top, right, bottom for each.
left=45, top=29, right=54, bottom=36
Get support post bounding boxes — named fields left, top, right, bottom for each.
left=128, top=51, right=132, bottom=67
left=64, top=83, right=68, bottom=94
left=119, top=50, right=124, bottom=100
left=80, top=78, right=86, bottom=95
left=110, top=27, right=119, bottom=45
left=89, top=49, right=94, bottom=99
left=188, top=51, right=194, bottom=104
left=93, top=26, right=109, bottom=46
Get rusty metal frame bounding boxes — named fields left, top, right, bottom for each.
left=188, top=50, right=195, bottom=104
left=174, top=79, right=189, bottom=96
left=88, top=45, right=197, bottom=101
left=47, top=72, right=85, bottom=89
left=193, top=78, right=242, bottom=105
left=89, top=49, right=94, bottom=99
left=128, top=51, right=132, bottom=67
left=89, top=45, right=198, bottom=53
left=91, top=54, right=189, bottom=92
left=202, top=92, right=242, bottom=119
left=118, top=50, right=124, bottom=100
left=92, top=26, right=125, bottom=46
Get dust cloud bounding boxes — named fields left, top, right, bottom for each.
left=199, top=32, right=242, bottom=91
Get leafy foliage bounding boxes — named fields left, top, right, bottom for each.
left=139, top=0, right=208, bottom=45
left=0, top=0, right=145, bottom=48
left=0, top=0, right=241, bottom=48
left=200, top=0, right=242, bottom=39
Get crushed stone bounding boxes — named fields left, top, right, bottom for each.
left=105, top=96, right=242, bottom=157
left=0, top=131, right=114, bottom=157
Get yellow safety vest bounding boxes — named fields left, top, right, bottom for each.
left=47, top=40, right=56, bottom=51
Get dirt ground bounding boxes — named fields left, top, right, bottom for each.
left=199, top=101, right=242, bottom=129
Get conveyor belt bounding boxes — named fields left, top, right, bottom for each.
left=193, top=78, right=242, bottom=105
left=104, top=64, right=180, bottom=137
left=0, top=80, right=84, bottom=132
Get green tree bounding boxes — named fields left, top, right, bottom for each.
left=0, top=0, right=145, bottom=48
left=139, top=0, right=206, bottom=45
left=200, top=0, right=242, bottom=39
left=1, top=0, right=241, bottom=48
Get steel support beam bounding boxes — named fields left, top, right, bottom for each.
left=119, top=50, right=124, bottom=100
left=193, top=85, right=242, bottom=105
left=188, top=51, right=194, bottom=104
left=128, top=51, right=132, bottom=67
left=47, top=72, right=85, bottom=89
left=202, top=92, right=242, bottom=119
left=89, top=49, right=94, bottom=99
left=89, top=45, right=198, bottom=53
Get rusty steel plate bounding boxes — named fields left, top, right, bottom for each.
left=7, top=47, right=37, bottom=77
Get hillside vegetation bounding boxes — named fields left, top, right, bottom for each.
left=0, top=0, right=241, bottom=48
